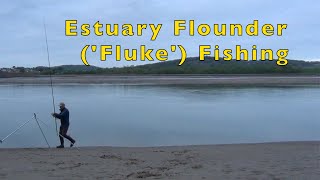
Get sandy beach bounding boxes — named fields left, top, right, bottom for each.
left=0, top=75, right=319, bottom=85
left=0, top=141, right=319, bottom=179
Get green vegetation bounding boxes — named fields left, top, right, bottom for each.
left=1, top=57, right=320, bottom=77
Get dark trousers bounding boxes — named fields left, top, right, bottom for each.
left=59, top=125, right=75, bottom=145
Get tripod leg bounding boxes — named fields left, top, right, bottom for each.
left=34, top=113, right=50, bottom=148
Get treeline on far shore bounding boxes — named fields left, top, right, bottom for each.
left=1, top=57, right=320, bottom=77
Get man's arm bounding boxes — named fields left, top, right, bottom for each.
left=53, top=109, right=67, bottom=119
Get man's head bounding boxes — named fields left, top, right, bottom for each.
left=59, top=102, right=65, bottom=110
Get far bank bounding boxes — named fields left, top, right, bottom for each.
left=0, top=75, right=319, bottom=85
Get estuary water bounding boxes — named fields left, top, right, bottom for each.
left=0, top=84, right=319, bottom=148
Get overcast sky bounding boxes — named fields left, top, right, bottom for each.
left=1, top=0, right=319, bottom=67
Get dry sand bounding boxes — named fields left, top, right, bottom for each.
left=0, top=75, right=319, bottom=85
left=0, top=141, right=319, bottom=179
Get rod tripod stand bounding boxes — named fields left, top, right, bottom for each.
left=0, top=113, right=50, bottom=148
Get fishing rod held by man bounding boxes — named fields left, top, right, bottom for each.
left=52, top=102, right=76, bottom=148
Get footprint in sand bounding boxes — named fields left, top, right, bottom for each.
left=153, top=150, right=165, bottom=153
left=0, top=173, right=7, bottom=178
left=157, top=167, right=171, bottom=171
left=125, top=158, right=145, bottom=165
left=126, top=171, right=162, bottom=179
left=34, top=161, right=47, bottom=164
left=171, top=150, right=191, bottom=156
left=168, top=159, right=188, bottom=166
left=192, top=164, right=203, bottom=169
left=53, top=161, right=65, bottom=166
left=99, top=154, right=122, bottom=160
left=58, top=162, right=88, bottom=170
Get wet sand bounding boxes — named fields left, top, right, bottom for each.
left=0, top=141, right=319, bottom=179
left=0, top=75, right=319, bottom=85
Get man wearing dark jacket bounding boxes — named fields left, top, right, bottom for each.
left=52, top=102, right=76, bottom=148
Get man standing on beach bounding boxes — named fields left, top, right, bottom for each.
left=52, top=102, right=76, bottom=148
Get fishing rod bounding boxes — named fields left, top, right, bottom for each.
left=42, top=21, right=80, bottom=150
left=43, top=21, right=59, bottom=137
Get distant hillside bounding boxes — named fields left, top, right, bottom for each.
left=1, top=57, right=320, bottom=77
left=100, top=57, right=320, bottom=74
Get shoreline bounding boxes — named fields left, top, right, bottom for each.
left=0, top=140, right=318, bottom=150
left=0, top=75, right=319, bottom=85
left=0, top=141, right=319, bottom=179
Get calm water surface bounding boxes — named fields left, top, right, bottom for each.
left=0, top=85, right=319, bottom=148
